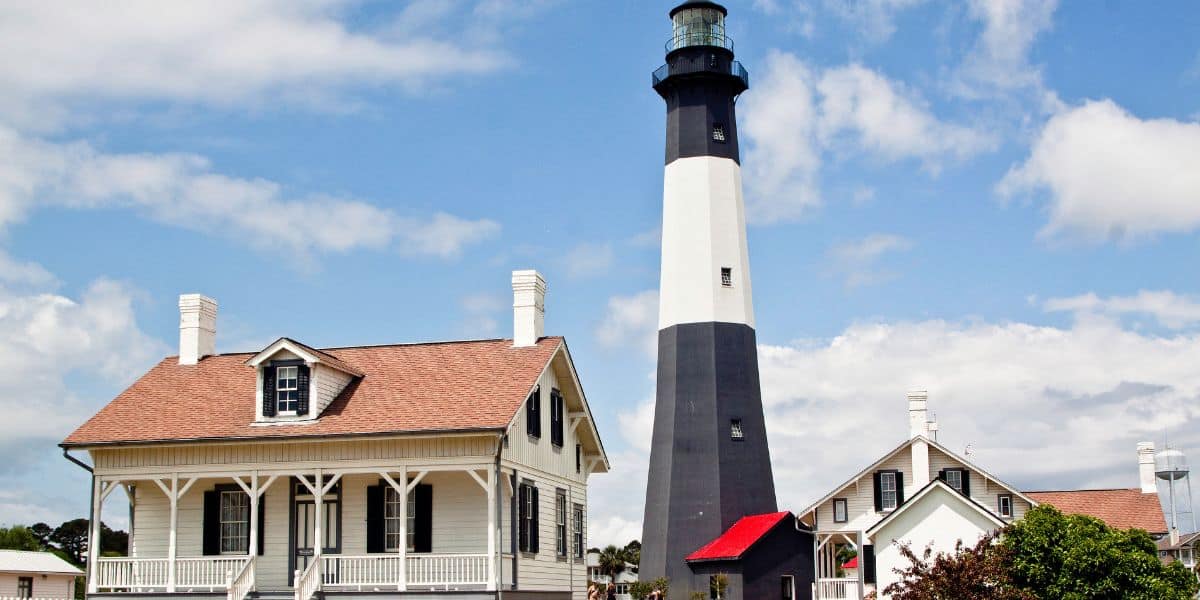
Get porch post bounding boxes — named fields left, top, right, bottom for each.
left=857, top=531, right=866, bottom=600
left=248, top=472, right=259, bottom=560
left=87, top=477, right=102, bottom=594
left=168, top=473, right=178, bottom=593
left=397, top=468, right=407, bottom=592
left=486, top=468, right=496, bottom=591
left=313, top=469, right=324, bottom=580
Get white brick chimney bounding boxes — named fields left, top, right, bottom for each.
left=179, top=294, right=217, bottom=365
left=1138, top=441, right=1157, bottom=494
left=512, top=270, right=546, bottom=347
left=909, top=390, right=931, bottom=487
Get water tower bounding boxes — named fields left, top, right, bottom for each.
left=1155, top=446, right=1196, bottom=539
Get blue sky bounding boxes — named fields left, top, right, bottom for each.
left=1, top=1, right=1199, bottom=545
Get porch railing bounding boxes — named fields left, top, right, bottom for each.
left=406, top=553, right=488, bottom=588
left=177, top=557, right=252, bottom=591
left=294, top=559, right=321, bottom=600
left=815, top=577, right=861, bottom=600
left=94, top=558, right=168, bottom=590
left=94, top=557, right=251, bottom=592
left=320, top=554, right=488, bottom=590
left=226, top=558, right=255, bottom=600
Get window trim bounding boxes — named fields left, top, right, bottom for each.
left=832, top=498, right=848, bottom=523
left=555, top=489, right=568, bottom=558
left=880, top=471, right=898, bottom=512
left=944, top=469, right=963, bottom=492
left=572, top=503, right=585, bottom=560
left=383, top=485, right=418, bottom=553
left=518, top=480, right=539, bottom=554
left=997, top=493, right=1013, bottom=518
left=219, top=489, right=251, bottom=555
left=17, top=576, right=32, bottom=599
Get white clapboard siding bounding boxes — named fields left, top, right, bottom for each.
left=926, top=447, right=1030, bottom=521
left=313, top=364, right=353, bottom=416
left=93, top=436, right=497, bottom=472
left=503, top=363, right=589, bottom=487
left=501, top=471, right=587, bottom=598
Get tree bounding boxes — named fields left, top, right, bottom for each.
left=50, top=519, right=90, bottom=565
left=623, top=539, right=642, bottom=568
left=30, top=523, right=53, bottom=548
left=1003, top=505, right=1198, bottom=600
left=709, top=573, right=729, bottom=600
left=598, top=544, right=627, bottom=581
left=0, top=526, right=42, bottom=551
left=883, top=533, right=1033, bottom=600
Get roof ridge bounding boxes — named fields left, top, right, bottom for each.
left=1026, top=488, right=1143, bottom=493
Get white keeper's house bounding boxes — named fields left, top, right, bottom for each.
left=799, top=392, right=1037, bottom=600
left=61, top=270, right=608, bottom=600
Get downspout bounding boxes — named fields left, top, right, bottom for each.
left=62, top=448, right=94, bottom=594
left=493, top=434, right=504, bottom=599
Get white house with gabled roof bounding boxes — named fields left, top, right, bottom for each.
left=61, top=270, right=608, bottom=600
left=0, top=550, right=83, bottom=599
left=798, top=392, right=1037, bottom=600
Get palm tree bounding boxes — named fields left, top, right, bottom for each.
left=598, top=544, right=627, bottom=582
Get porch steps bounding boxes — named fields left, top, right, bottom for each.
left=250, top=590, right=301, bottom=600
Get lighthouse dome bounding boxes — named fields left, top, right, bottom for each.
left=668, top=1, right=732, bottom=52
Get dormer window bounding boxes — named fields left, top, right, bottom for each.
left=276, top=366, right=300, bottom=414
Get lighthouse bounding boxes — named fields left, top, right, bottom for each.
left=639, top=3, right=811, bottom=598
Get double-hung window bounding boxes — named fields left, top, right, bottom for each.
left=997, top=494, right=1013, bottom=518
left=17, top=577, right=32, bottom=598
left=880, top=472, right=898, bottom=511
left=832, top=498, right=848, bottom=523
left=945, top=469, right=962, bottom=492
left=384, top=486, right=416, bottom=552
left=573, top=503, right=585, bottom=559
left=219, top=490, right=250, bottom=554
left=276, top=365, right=299, bottom=414
left=555, top=489, right=568, bottom=557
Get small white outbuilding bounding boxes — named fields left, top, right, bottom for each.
left=0, top=550, right=83, bottom=599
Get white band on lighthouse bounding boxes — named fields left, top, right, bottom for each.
left=658, top=155, right=755, bottom=330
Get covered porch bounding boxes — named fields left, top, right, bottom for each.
left=88, top=462, right=504, bottom=600
left=813, top=531, right=865, bottom=600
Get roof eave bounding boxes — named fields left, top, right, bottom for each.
left=60, top=426, right=507, bottom=450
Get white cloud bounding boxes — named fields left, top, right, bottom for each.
left=561, top=242, right=615, bottom=279
left=0, top=277, right=165, bottom=451
left=741, top=52, right=990, bottom=224
left=817, top=65, right=993, bottom=167
left=598, top=312, right=1200, bottom=542
left=0, top=1, right=516, bottom=128
left=822, top=0, right=926, bottom=42
left=595, top=290, right=658, bottom=358
left=953, top=0, right=1058, bottom=97
left=459, top=291, right=505, bottom=337
left=999, top=99, right=1200, bottom=241
left=1044, top=290, right=1200, bottom=330
left=0, top=126, right=498, bottom=259
left=0, top=251, right=56, bottom=288
left=827, top=233, right=913, bottom=287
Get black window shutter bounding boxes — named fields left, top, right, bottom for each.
left=202, top=490, right=220, bottom=556
left=296, top=364, right=311, bottom=416
left=530, top=486, right=540, bottom=553
left=414, top=484, right=433, bottom=553
left=550, top=390, right=564, bottom=447
left=938, top=469, right=947, bottom=483
left=518, top=484, right=529, bottom=552
left=526, top=389, right=541, bottom=438
left=872, top=472, right=883, bottom=512
left=961, top=470, right=971, bottom=497
left=366, top=484, right=384, bottom=553
left=262, top=367, right=277, bottom=417
left=862, top=545, right=877, bottom=584
left=257, top=498, right=265, bottom=555
left=895, top=471, right=905, bottom=506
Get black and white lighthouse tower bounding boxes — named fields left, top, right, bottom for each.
left=640, top=3, right=801, bottom=597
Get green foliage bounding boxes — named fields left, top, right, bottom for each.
left=689, top=593, right=705, bottom=600
left=598, top=544, right=627, bottom=580
left=0, top=525, right=43, bottom=551
left=709, top=573, right=728, bottom=599
left=623, top=539, right=642, bottom=567
left=1003, top=505, right=1198, bottom=600
left=628, top=576, right=669, bottom=599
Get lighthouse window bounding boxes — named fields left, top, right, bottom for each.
left=712, top=123, right=727, bottom=142
left=730, top=419, right=744, bottom=440
left=721, top=267, right=732, bottom=287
